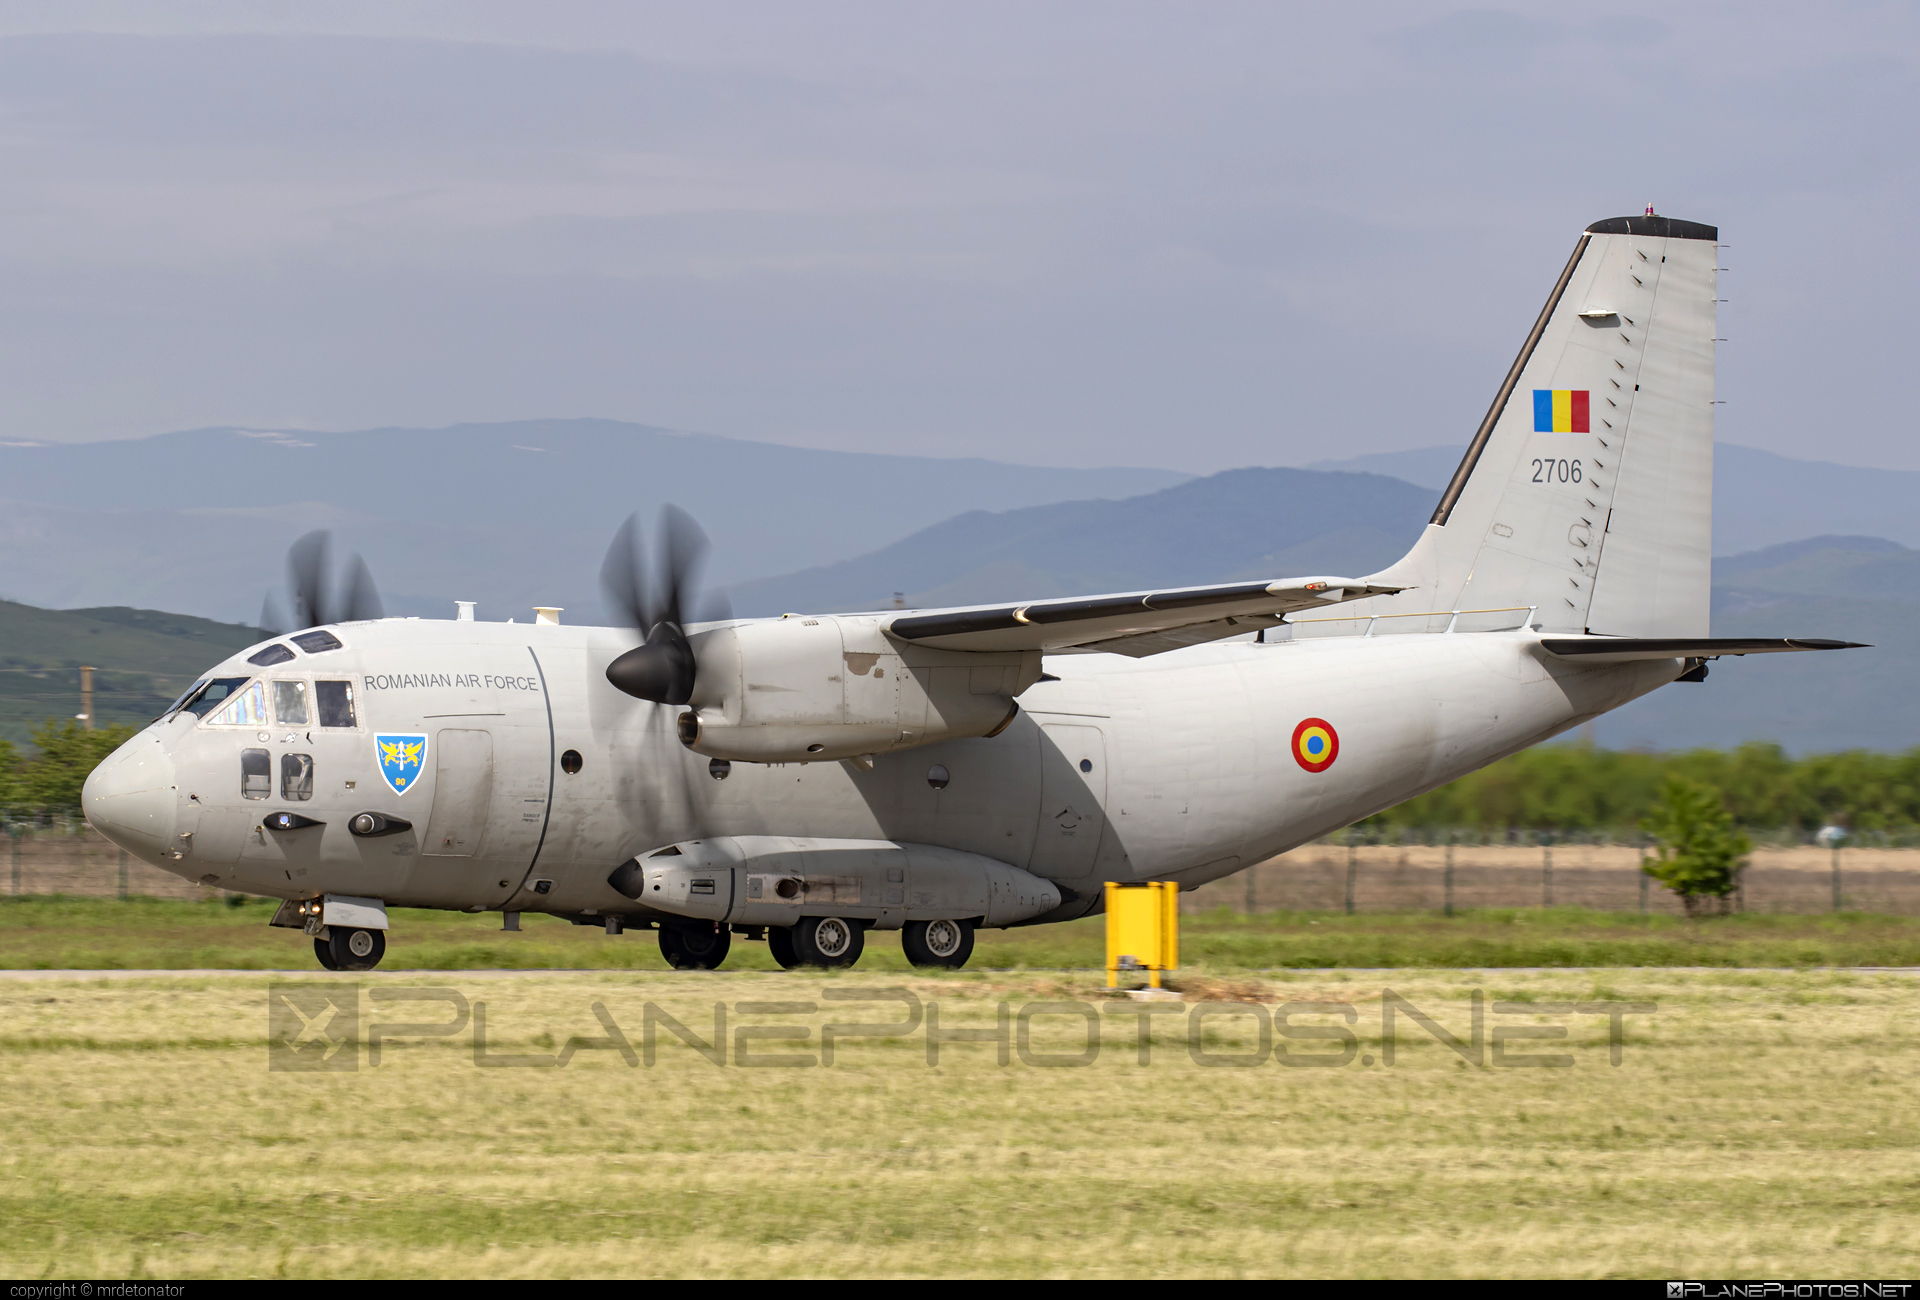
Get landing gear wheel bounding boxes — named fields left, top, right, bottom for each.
left=767, top=925, right=800, bottom=970
left=793, top=916, right=865, bottom=968
left=903, top=917, right=975, bottom=969
left=326, top=927, right=385, bottom=972
left=659, top=925, right=732, bottom=970
left=313, top=936, right=341, bottom=970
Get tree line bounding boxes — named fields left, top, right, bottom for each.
left=1359, top=741, right=1920, bottom=834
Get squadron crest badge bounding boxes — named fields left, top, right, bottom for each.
left=375, top=733, right=428, bottom=796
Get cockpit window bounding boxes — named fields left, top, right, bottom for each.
left=206, top=680, right=269, bottom=727
left=272, top=680, right=310, bottom=726
left=291, top=630, right=343, bottom=654
left=165, top=680, right=208, bottom=716
left=248, top=644, right=296, bottom=667
left=315, top=680, right=357, bottom=729
left=181, top=677, right=250, bottom=719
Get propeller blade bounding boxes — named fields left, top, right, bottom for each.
left=286, top=530, right=331, bottom=629
left=604, top=505, right=711, bottom=706
left=259, top=592, right=289, bottom=638
left=656, top=504, right=709, bottom=632
left=598, top=512, right=650, bottom=631
left=340, top=554, right=386, bottom=623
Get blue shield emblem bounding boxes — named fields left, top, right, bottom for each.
left=375, top=733, right=428, bottom=796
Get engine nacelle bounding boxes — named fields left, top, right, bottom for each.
left=679, top=614, right=1040, bottom=763
left=607, top=836, right=1064, bottom=930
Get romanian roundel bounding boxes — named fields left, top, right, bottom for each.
left=1291, top=718, right=1339, bottom=773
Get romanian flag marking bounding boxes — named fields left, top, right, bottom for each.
left=1533, top=389, right=1589, bottom=433
left=1292, top=718, right=1339, bottom=773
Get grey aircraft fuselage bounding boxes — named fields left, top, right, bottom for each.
left=104, top=614, right=1677, bottom=922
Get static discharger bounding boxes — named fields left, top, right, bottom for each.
left=1105, top=880, right=1179, bottom=989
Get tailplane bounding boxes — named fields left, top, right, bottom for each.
left=1360, top=213, right=1718, bottom=637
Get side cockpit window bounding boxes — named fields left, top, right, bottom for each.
left=206, top=680, right=268, bottom=727
left=273, top=680, right=310, bottom=726
left=241, top=748, right=270, bottom=800
left=315, top=680, right=357, bottom=729
left=281, top=753, right=314, bottom=801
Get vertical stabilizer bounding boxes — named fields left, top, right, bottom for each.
left=1358, top=214, right=1717, bottom=636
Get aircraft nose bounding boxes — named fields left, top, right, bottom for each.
left=81, top=735, right=176, bottom=862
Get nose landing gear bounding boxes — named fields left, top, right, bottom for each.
left=313, top=927, right=386, bottom=972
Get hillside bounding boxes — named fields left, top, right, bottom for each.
left=1307, top=443, right=1920, bottom=557
left=0, top=420, right=1189, bottom=625
left=0, top=602, right=265, bottom=747
left=727, top=467, right=1434, bottom=615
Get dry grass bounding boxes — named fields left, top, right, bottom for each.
left=1, top=966, right=1917, bottom=1277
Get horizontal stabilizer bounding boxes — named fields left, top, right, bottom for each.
left=1539, top=636, right=1867, bottom=664
left=888, top=577, right=1404, bottom=654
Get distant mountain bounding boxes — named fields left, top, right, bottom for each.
left=1305, top=443, right=1920, bottom=557
left=0, top=420, right=1189, bottom=624
left=726, top=467, right=1435, bottom=616
left=732, top=462, right=1919, bottom=753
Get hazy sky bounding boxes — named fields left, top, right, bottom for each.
left=0, top=3, right=1914, bottom=472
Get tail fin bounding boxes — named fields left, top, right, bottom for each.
left=1363, top=214, right=1717, bottom=637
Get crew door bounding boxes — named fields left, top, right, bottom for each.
left=423, top=729, right=494, bottom=856
left=402, top=728, right=496, bottom=906
left=1028, top=722, right=1108, bottom=880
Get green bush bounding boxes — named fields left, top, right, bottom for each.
left=1639, top=777, right=1754, bottom=917
left=3, top=719, right=137, bottom=815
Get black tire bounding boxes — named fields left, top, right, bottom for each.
left=659, top=924, right=732, bottom=970
left=313, top=935, right=341, bottom=970
left=767, top=925, right=800, bottom=969
left=902, top=917, right=975, bottom=969
left=326, top=927, right=385, bottom=972
left=792, top=916, right=865, bottom=968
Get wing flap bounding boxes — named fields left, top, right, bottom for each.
left=887, top=578, right=1403, bottom=654
left=1539, top=636, right=1867, bottom=664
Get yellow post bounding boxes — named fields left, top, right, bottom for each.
left=1105, top=881, right=1179, bottom=989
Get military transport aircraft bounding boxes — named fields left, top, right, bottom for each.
left=83, top=213, right=1860, bottom=972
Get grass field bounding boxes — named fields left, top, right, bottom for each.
left=1, top=965, right=1916, bottom=1277
left=5, top=895, right=1920, bottom=971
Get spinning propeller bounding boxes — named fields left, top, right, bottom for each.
left=602, top=506, right=725, bottom=705
left=259, top=530, right=386, bottom=634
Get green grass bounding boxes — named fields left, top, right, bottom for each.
left=0, top=967, right=1915, bottom=1276
left=3, top=895, right=1918, bottom=971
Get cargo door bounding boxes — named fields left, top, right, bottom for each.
left=1028, top=723, right=1107, bottom=880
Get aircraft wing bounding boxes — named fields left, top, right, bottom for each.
left=1538, top=636, right=1867, bottom=664
left=885, top=577, right=1404, bottom=656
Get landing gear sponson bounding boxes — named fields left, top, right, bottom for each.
left=608, top=836, right=1060, bottom=972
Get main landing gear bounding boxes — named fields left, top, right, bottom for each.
left=902, top=917, right=974, bottom=969
left=659, top=923, right=732, bottom=970
left=769, top=916, right=866, bottom=969
left=314, top=927, right=386, bottom=972
left=655, top=916, right=978, bottom=971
